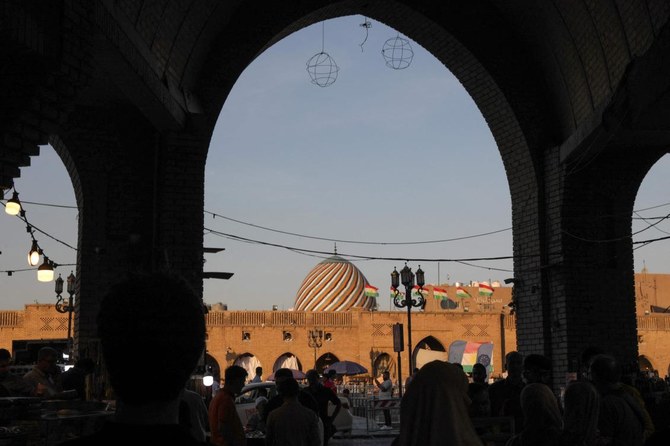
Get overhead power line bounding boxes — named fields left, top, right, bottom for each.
left=205, top=209, right=512, bottom=245
left=204, top=227, right=515, bottom=263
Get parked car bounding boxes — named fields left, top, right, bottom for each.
left=234, top=381, right=353, bottom=434
left=235, top=381, right=277, bottom=426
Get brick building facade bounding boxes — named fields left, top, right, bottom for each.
left=3, top=272, right=669, bottom=383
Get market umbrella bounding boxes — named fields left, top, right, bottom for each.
left=266, top=368, right=306, bottom=381
left=324, top=360, right=368, bottom=376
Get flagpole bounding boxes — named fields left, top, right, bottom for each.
left=438, top=262, right=440, bottom=285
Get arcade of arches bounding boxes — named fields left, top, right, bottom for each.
left=2, top=270, right=670, bottom=384
left=2, top=2, right=670, bottom=393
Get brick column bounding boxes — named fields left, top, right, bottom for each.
left=544, top=144, right=665, bottom=386
left=53, top=106, right=207, bottom=357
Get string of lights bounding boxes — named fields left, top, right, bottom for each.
left=1, top=187, right=74, bottom=281
left=2, top=192, right=669, bottom=278
left=8, top=199, right=670, bottom=247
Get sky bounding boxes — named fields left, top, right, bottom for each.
left=1, top=16, right=669, bottom=311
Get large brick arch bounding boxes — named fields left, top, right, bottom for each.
left=1, top=2, right=670, bottom=391
left=190, top=1, right=555, bottom=374
left=553, top=147, right=668, bottom=374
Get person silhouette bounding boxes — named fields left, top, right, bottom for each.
left=395, top=360, right=482, bottom=445
left=208, top=365, right=248, bottom=446
left=251, top=366, right=263, bottom=383
left=58, top=271, right=207, bottom=445
left=61, top=357, right=96, bottom=399
left=266, top=378, right=320, bottom=446
left=0, top=348, right=33, bottom=396
left=23, top=346, right=63, bottom=398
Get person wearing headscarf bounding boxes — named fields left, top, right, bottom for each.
left=395, top=360, right=483, bottom=446
left=507, top=383, right=563, bottom=446
left=560, top=381, right=600, bottom=446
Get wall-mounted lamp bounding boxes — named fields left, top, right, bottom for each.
left=325, top=332, right=332, bottom=341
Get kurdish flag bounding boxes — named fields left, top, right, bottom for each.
left=461, top=342, right=480, bottom=369
left=412, top=285, right=424, bottom=298
left=478, top=283, right=494, bottom=297
left=448, top=340, right=495, bottom=373
left=390, top=286, right=400, bottom=298
left=364, top=285, right=379, bottom=298
left=456, top=287, right=471, bottom=299
left=433, top=287, right=448, bottom=301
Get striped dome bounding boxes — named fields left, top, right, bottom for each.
left=294, top=255, right=376, bottom=312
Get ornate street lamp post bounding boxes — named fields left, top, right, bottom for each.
left=391, top=263, right=425, bottom=371
left=308, top=329, right=324, bottom=369
left=55, top=271, right=76, bottom=357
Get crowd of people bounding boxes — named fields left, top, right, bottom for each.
left=3, top=271, right=669, bottom=446
left=0, top=346, right=94, bottom=399
left=393, top=350, right=669, bottom=446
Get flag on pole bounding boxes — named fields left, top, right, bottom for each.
left=433, top=287, right=448, bottom=301
left=478, top=283, right=494, bottom=297
left=412, top=285, right=424, bottom=298
left=364, top=285, right=378, bottom=298
left=456, top=287, right=471, bottom=299
left=390, top=286, right=399, bottom=298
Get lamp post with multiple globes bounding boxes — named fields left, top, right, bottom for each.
left=308, top=329, right=324, bottom=369
left=391, top=263, right=425, bottom=372
left=54, top=271, right=76, bottom=356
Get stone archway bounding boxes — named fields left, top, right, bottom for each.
left=639, top=355, right=654, bottom=372
left=272, top=352, right=303, bottom=373
left=373, top=352, right=396, bottom=382
left=205, top=352, right=221, bottom=380
left=315, top=352, right=339, bottom=373
left=413, top=336, right=447, bottom=370
left=234, top=352, right=262, bottom=382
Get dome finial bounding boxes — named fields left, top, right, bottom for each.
left=334, top=242, right=337, bottom=255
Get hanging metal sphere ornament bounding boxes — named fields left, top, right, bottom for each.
left=306, top=51, right=339, bottom=87
left=382, top=34, right=414, bottom=70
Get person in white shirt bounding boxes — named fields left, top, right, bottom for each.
left=374, top=371, right=393, bottom=430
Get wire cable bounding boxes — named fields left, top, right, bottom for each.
left=205, top=210, right=511, bottom=245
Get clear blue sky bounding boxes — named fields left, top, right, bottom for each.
left=1, top=16, right=669, bottom=311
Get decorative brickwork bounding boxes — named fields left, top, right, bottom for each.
left=2, top=274, right=670, bottom=382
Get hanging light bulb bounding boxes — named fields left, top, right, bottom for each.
left=5, top=191, right=21, bottom=215
left=37, top=257, right=54, bottom=282
left=28, top=240, right=40, bottom=266
left=203, top=371, right=214, bottom=387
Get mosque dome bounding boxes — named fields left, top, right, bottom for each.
left=293, top=255, right=376, bottom=312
